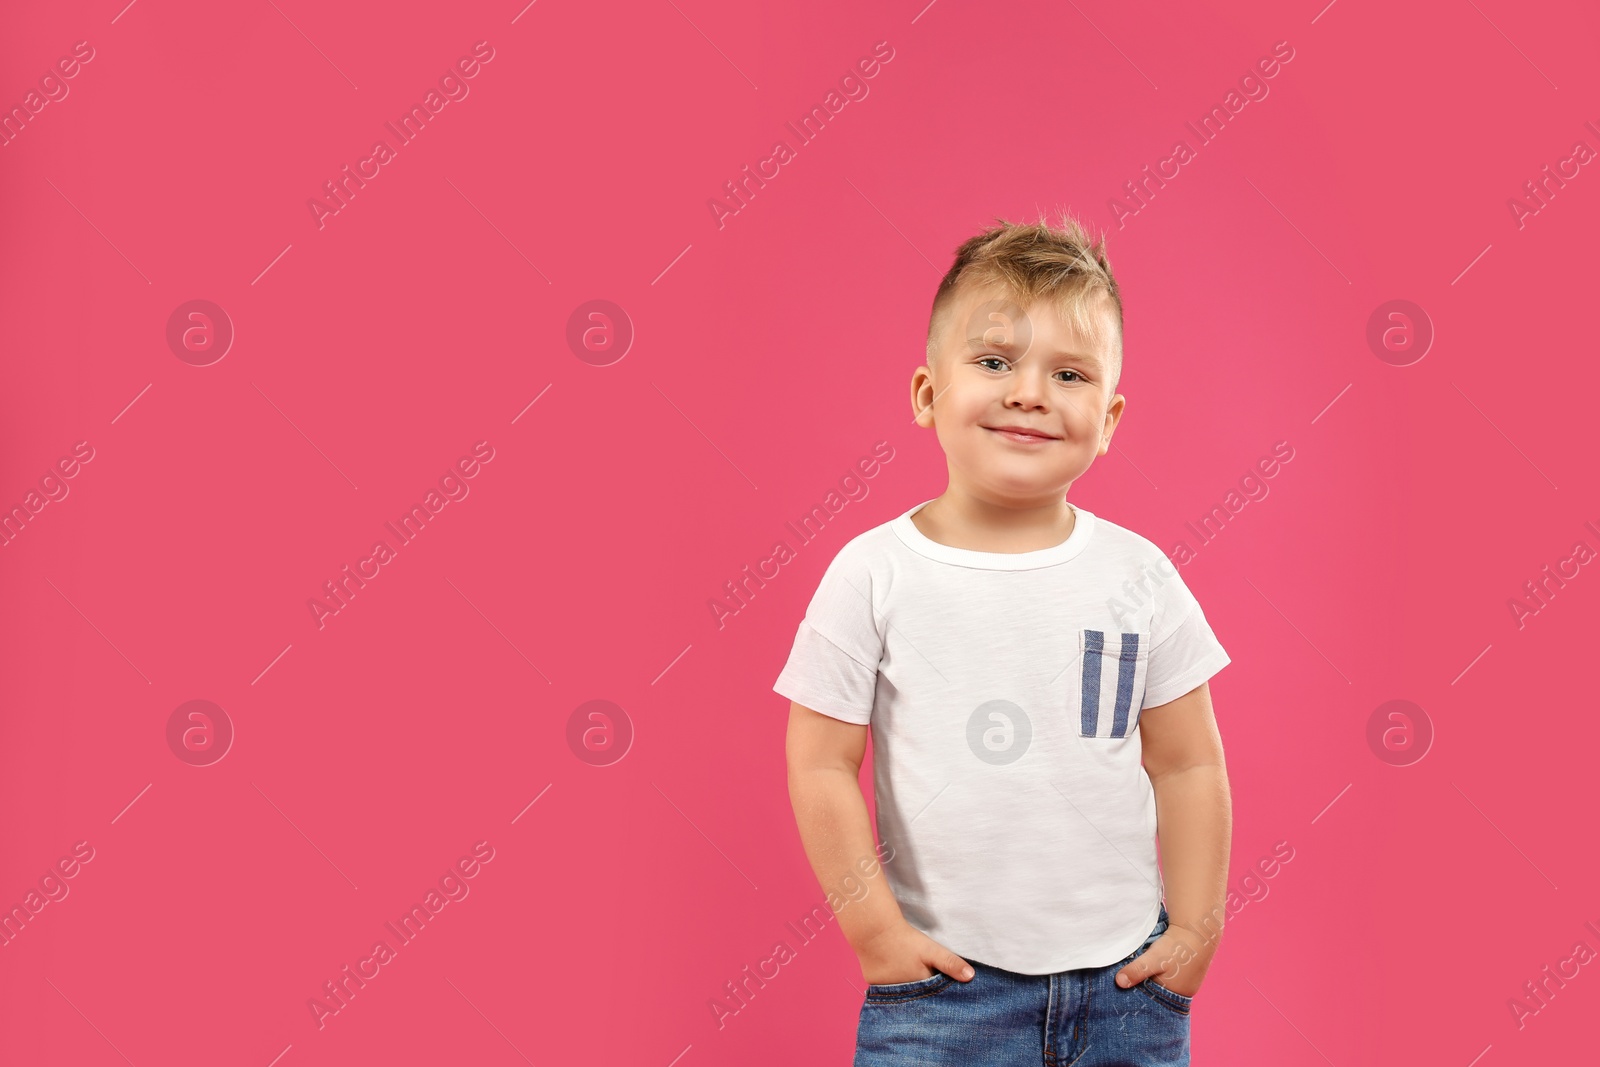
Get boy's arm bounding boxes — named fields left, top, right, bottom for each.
left=785, top=701, right=976, bottom=984
left=1116, top=681, right=1232, bottom=995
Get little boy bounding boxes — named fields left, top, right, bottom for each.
left=775, top=213, right=1232, bottom=1066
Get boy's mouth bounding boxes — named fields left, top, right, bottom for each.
left=984, top=424, right=1058, bottom=444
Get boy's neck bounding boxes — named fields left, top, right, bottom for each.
left=912, top=488, right=1078, bottom=554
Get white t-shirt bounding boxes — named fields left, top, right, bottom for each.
left=773, top=497, right=1231, bottom=974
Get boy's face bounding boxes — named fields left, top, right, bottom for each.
left=911, top=283, right=1125, bottom=504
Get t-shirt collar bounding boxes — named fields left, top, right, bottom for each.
left=890, top=497, right=1096, bottom=570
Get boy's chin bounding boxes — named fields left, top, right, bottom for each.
left=963, top=474, right=1075, bottom=500
left=960, top=459, right=1093, bottom=494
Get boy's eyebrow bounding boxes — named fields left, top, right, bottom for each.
left=966, top=336, right=1105, bottom=369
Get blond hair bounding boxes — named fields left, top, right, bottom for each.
left=925, top=210, right=1124, bottom=391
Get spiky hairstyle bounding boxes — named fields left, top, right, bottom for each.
left=926, top=211, right=1124, bottom=390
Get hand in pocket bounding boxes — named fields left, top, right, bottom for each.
left=856, top=920, right=976, bottom=985
left=1114, top=926, right=1212, bottom=998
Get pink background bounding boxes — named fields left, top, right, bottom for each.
left=3, top=0, right=1597, bottom=1063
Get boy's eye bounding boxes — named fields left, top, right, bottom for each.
left=977, top=356, right=1084, bottom=384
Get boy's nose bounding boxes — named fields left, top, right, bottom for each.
left=1005, top=372, right=1050, bottom=408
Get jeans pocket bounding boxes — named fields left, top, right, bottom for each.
left=1077, top=629, right=1151, bottom=738
left=1140, top=977, right=1194, bottom=1016
left=864, top=970, right=954, bottom=1003
left=1127, top=905, right=1190, bottom=1015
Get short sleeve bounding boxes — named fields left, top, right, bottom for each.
left=1142, top=569, right=1230, bottom=709
left=773, top=544, right=883, bottom=725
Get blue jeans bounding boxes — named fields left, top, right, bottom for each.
left=854, top=905, right=1192, bottom=1066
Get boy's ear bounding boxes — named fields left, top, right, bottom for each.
left=910, top=365, right=938, bottom=427
left=1097, top=394, right=1126, bottom=455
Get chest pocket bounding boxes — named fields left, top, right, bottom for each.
left=1077, top=629, right=1152, bottom=738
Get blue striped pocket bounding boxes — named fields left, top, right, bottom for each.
left=1077, top=629, right=1152, bottom=738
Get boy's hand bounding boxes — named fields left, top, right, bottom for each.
left=1114, top=925, right=1215, bottom=998
left=855, top=920, right=976, bottom=985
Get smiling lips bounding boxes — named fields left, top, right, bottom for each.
left=984, top=425, right=1058, bottom=444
